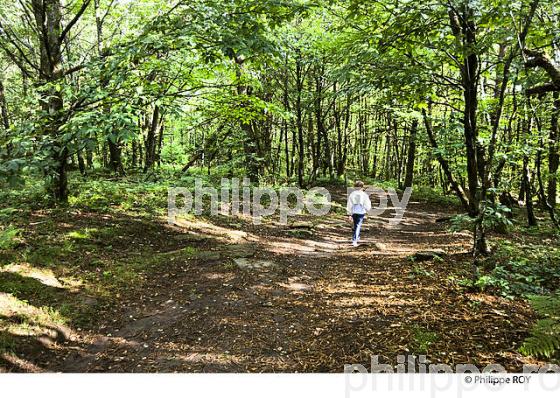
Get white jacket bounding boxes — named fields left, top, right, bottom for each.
left=347, top=189, right=372, bottom=215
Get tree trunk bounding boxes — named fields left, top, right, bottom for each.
left=32, top=0, right=68, bottom=202
left=523, top=153, right=538, bottom=226
left=86, top=147, right=94, bottom=169
left=144, top=105, right=160, bottom=172
left=0, top=78, right=10, bottom=157
left=156, top=120, right=165, bottom=166
left=295, top=49, right=305, bottom=188
left=283, top=60, right=291, bottom=178
left=0, top=79, right=9, bottom=132
left=549, top=92, right=559, bottom=208
left=450, top=2, right=488, bottom=256
left=107, top=138, right=123, bottom=173
left=77, top=148, right=86, bottom=175
left=422, top=109, right=470, bottom=209
left=131, top=140, right=138, bottom=168
left=403, top=119, right=418, bottom=188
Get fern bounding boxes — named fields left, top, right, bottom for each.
left=530, top=295, right=560, bottom=317
left=0, top=226, right=20, bottom=250
left=520, top=293, right=560, bottom=360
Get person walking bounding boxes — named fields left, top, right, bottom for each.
left=347, top=181, right=371, bottom=247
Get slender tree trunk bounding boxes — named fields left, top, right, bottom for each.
left=536, top=137, right=547, bottom=206
left=384, top=118, right=392, bottom=181
left=450, top=2, right=488, bottom=256
left=371, top=132, right=379, bottom=178
left=86, top=147, right=94, bottom=168
left=0, top=78, right=10, bottom=157
left=138, top=141, right=144, bottom=168
left=283, top=61, right=291, bottom=178
left=549, top=92, right=559, bottom=207
left=132, top=140, right=138, bottom=168
left=519, top=114, right=538, bottom=226
left=0, top=79, right=9, bottom=132
left=403, top=119, right=418, bottom=188
left=523, top=153, right=538, bottom=226
left=77, top=149, right=86, bottom=175
left=487, top=0, right=539, bottom=182
left=422, top=109, right=470, bottom=209
left=95, top=0, right=123, bottom=174
left=155, top=120, right=165, bottom=166
left=232, top=55, right=261, bottom=182
left=462, top=32, right=481, bottom=217
left=295, top=49, right=305, bottom=187
left=314, top=69, right=333, bottom=179
left=342, top=95, right=350, bottom=175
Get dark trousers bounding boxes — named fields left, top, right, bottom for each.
left=352, top=213, right=365, bottom=242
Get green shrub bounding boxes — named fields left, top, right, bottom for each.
left=456, top=240, right=560, bottom=298
left=0, top=226, right=21, bottom=250
left=449, top=203, right=513, bottom=234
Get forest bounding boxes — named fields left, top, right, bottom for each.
left=1, top=0, right=560, bottom=373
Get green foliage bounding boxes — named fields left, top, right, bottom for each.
left=0, top=226, right=21, bottom=250
left=482, top=203, right=513, bottom=232
left=449, top=213, right=476, bottom=233
left=0, top=177, right=53, bottom=210
left=449, top=203, right=513, bottom=234
left=409, top=264, right=435, bottom=278
left=520, top=293, right=560, bottom=360
left=410, top=186, right=460, bottom=207
left=474, top=272, right=512, bottom=295
left=0, top=208, right=19, bottom=224
left=410, top=325, right=438, bottom=354
left=464, top=240, right=560, bottom=298
left=68, top=175, right=169, bottom=215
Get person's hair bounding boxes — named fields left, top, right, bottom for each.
left=354, top=180, right=364, bottom=188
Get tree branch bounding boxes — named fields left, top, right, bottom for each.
left=524, top=48, right=560, bottom=94
left=526, top=82, right=559, bottom=95
left=60, top=0, right=92, bottom=42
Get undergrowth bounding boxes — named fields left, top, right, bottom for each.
left=520, top=293, right=560, bottom=361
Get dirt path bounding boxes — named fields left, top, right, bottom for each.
left=10, top=193, right=536, bottom=372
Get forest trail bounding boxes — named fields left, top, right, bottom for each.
left=5, top=190, right=536, bottom=372
left=3, top=0, right=560, bottom=380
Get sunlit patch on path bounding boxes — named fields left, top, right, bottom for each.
left=0, top=191, right=539, bottom=372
